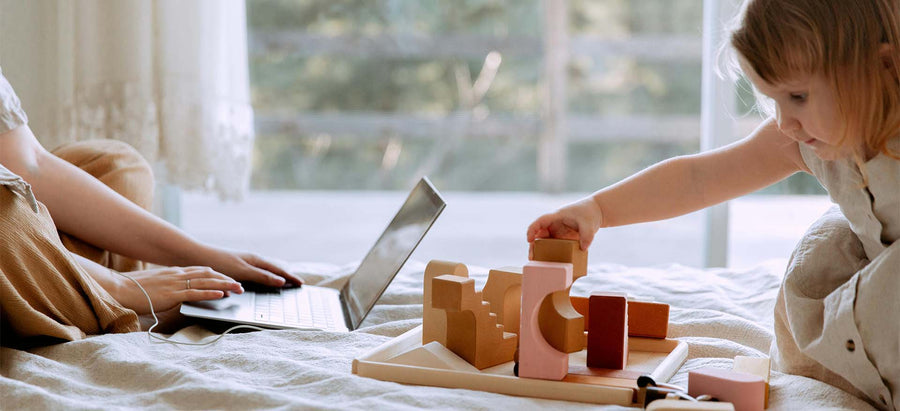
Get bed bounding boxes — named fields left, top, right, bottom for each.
left=0, top=259, right=874, bottom=410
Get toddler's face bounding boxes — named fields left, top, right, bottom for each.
left=740, top=58, right=852, bottom=161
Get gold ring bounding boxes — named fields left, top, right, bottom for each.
left=186, top=279, right=191, bottom=289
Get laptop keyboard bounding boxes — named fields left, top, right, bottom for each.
left=253, top=287, right=341, bottom=330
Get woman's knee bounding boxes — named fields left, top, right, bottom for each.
left=52, top=140, right=154, bottom=209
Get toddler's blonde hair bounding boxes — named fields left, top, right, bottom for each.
left=729, top=0, right=900, bottom=159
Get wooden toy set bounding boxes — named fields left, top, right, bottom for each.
left=353, top=239, right=769, bottom=409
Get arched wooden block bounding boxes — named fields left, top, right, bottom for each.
left=538, top=289, right=585, bottom=353
left=482, top=266, right=523, bottom=334
left=530, top=238, right=588, bottom=280
left=519, top=261, right=573, bottom=380
left=431, top=274, right=517, bottom=370
left=423, top=260, right=468, bottom=345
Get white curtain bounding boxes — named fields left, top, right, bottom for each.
left=0, top=0, right=254, bottom=199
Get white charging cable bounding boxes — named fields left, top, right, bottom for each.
left=113, top=270, right=267, bottom=346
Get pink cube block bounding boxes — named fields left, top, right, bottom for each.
left=688, top=368, right=765, bottom=411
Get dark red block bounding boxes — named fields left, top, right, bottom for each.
left=587, top=292, right=628, bottom=369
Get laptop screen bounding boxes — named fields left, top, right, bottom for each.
left=342, top=177, right=446, bottom=330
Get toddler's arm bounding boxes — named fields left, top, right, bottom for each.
left=528, top=119, right=809, bottom=249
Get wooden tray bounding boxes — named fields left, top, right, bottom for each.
left=352, top=325, right=688, bottom=406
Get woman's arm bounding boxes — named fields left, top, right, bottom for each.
left=528, top=119, right=809, bottom=248
left=72, top=253, right=243, bottom=314
left=0, top=125, right=300, bottom=286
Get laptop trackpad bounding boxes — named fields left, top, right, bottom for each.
left=187, top=297, right=240, bottom=311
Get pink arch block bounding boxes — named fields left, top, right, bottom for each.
left=518, top=261, right=573, bottom=380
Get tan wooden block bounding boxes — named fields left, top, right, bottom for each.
left=570, top=295, right=590, bottom=331
left=482, top=266, right=523, bottom=334
left=531, top=238, right=588, bottom=280
left=423, top=260, right=468, bottom=345
left=431, top=274, right=517, bottom=370
left=538, top=289, right=585, bottom=353
left=627, top=301, right=669, bottom=339
left=575, top=296, right=669, bottom=339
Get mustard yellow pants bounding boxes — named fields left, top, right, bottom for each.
left=1, top=140, right=151, bottom=347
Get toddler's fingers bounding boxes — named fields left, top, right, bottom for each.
left=579, top=231, right=593, bottom=251
left=527, top=214, right=557, bottom=242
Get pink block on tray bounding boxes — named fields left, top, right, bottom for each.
left=518, top=261, right=573, bottom=380
left=688, top=368, right=765, bottom=411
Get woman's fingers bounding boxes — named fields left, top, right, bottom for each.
left=246, top=267, right=287, bottom=287
left=181, top=266, right=243, bottom=293
left=243, top=255, right=304, bottom=285
left=184, top=278, right=243, bottom=294
left=182, top=289, right=226, bottom=302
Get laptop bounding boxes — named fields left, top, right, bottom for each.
left=180, top=176, right=446, bottom=332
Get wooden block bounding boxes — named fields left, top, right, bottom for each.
left=732, top=356, right=770, bottom=409
left=575, top=296, right=669, bottom=338
left=431, top=274, right=517, bottom=370
left=570, top=295, right=590, bottom=331
left=519, top=261, right=573, bottom=380
left=646, top=399, right=736, bottom=411
left=386, top=342, right=480, bottom=373
left=538, top=289, right=585, bottom=353
left=423, top=260, right=468, bottom=345
left=587, top=292, right=628, bottom=369
left=531, top=238, right=588, bottom=280
left=627, top=301, right=669, bottom=339
left=481, top=266, right=523, bottom=334
left=688, top=368, right=765, bottom=411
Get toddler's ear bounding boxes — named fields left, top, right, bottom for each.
left=880, top=43, right=897, bottom=73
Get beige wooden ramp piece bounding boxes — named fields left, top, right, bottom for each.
left=530, top=238, right=588, bottom=279
left=481, top=266, right=523, bottom=334
left=386, top=341, right=480, bottom=373
left=423, top=260, right=468, bottom=345
left=431, top=274, right=517, bottom=370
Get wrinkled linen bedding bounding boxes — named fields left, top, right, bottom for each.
left=1, top=260, right=873, bottom=410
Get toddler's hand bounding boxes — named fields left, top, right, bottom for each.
left=526, top=197, right=603, bottom=251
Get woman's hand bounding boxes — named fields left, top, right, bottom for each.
left=115, top=266, right=244, bottom=315
left=201, top=247, right=303, bottom=287
left=526, top=196, right=604, bottom=251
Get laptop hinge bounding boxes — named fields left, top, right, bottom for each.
left=339, top=292, right=355, bottom=331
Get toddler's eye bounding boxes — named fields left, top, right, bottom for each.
left=790, top=93, right=808, bottom=102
